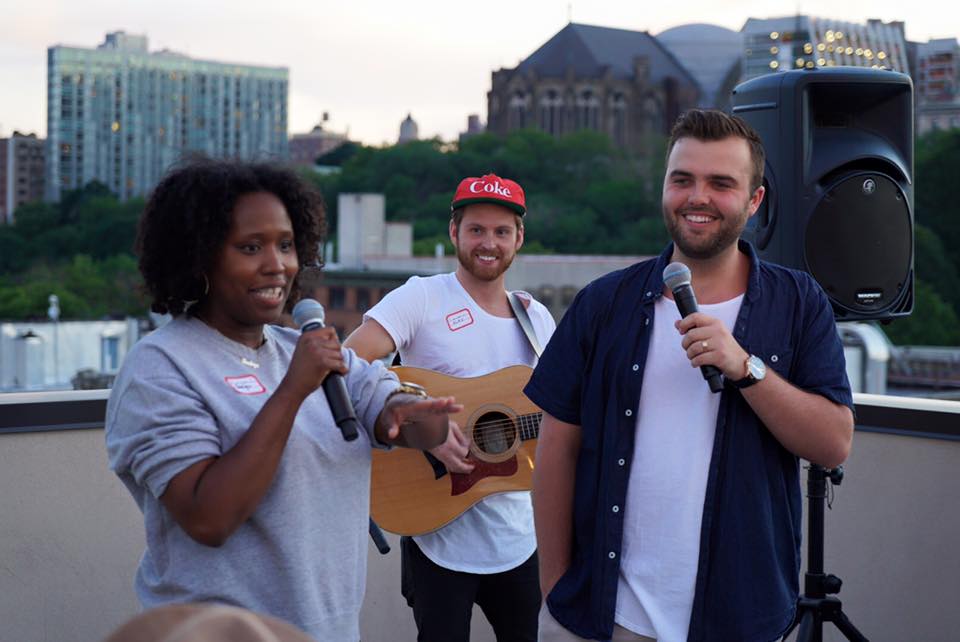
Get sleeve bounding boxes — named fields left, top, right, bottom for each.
left=343, top=346, right=401, bottom=449
left=105, top=357, right=223, bottom=500
left=363, top=276, right=428, bottom=351
left=523, top=286, right=597, bottom=426
left=791, top=279, right=855, bottom=412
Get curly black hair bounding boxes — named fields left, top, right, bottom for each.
left=136, top=157, right=326, bottom=316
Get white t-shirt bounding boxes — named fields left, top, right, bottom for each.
left=615, top=294, right=743, bottom=642
left=364, top=272, right=556, bottom=573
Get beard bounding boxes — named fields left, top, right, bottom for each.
left=662, top=202, right=750, bottom=260
left=455, top=244, right=516, bottom=281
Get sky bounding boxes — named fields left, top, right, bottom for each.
left=0, top=0, right=956, bottom=146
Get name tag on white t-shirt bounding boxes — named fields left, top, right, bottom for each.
left=445, top=308, right=475, bottom=331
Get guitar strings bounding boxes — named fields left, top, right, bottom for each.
left=466, top=413, right=543, bottom=439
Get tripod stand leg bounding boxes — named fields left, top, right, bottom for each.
left=794, top=610, right=822, bottom=642
left=832, top=610, right=869, bottom=642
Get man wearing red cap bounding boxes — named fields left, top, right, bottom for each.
left=346, top=174, right=555, bottom=641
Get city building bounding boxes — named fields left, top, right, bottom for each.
left=288, top=119, right=348, bottom=166
left=398, top=113, right=419, bottom=144
left=0, top=132, right=46, bottom=224
left=741, top=16, right=909, bottom=81
left=46, top=31, right=289, bottom=202
left=486, top=23, right=699, bottom=155
left=656, top=23, right=743, bottom=111
left=915, top=38, right=960, bottom=134
left=458, top=114, right=485, bottom=146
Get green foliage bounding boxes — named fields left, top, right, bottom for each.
left=0, top=255, right=146, bottom=320
left=0, top=182, right=147, bottom=320
left=324, top=129, right=661, bottom=257
left=882, top=280, right=960, bottom=346
left=901, top=129, right=960, bottom=346
left=316, top=141, right=360, bottom=166
left=914, top=224, right=960, bottom=316
left=915, top=129, right=960, bottom=270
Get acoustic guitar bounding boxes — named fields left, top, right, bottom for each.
left=370, top=365, right=542, bottom=536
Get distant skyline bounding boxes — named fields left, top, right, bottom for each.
left=0, top=0, right=956, bottom=145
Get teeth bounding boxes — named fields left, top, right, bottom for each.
left=685, top=214, right=713, bottom=223
left=253, top=287, right=282, bottom=298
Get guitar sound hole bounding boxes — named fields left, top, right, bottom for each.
left=473, top=411, right=517, bottom=456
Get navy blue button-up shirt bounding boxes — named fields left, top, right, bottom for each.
left=525, top=242, right=853, bottom=642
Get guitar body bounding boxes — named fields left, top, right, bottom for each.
left=370, top=365, right=540, bottom=536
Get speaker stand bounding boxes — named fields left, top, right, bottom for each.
left=782, top=465, right=868, bottom=642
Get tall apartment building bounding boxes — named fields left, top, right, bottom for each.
left=47, top=31, right=289, bottom=202
left=915, top=38, right=960, bottom=133
left=0, top=132, right=46, bottom=224
left=741, top=16, right=909, bottom=81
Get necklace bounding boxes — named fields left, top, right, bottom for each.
left=194, top=314, right=266, bottom=369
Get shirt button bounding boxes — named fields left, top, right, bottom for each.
left=624, top=409, right=632, bottom=417
left=645, top=291, right=652, bottom=297
left=618, top=458, right=625, bottom=466
left=608, top=551, right=617, bottom=560
left=632, top=364, right=639, bottom=371
left=612, top=505, right=620, bottom=513
left=645, top=318, right=650, bottom=326
left=771, top=355, right=779, bottom=363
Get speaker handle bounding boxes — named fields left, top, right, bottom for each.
left=753, top=172, right=777, bottom=250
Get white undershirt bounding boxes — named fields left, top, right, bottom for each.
left=615, top=293, right=743, bottom=642
left=364, top=273, right=556, bottom=573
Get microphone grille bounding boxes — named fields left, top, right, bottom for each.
left=292, top=298, right=325, bottom=328
left=662, top=262, right=692, bottom=291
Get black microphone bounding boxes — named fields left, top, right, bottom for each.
left=292, top=298, right=360, bottom=441
left=662, top=262, right=724, bottom=394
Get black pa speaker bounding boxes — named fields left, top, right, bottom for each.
left=732, top=68, right=914, bottom=321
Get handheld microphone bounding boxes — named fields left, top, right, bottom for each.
left=292, top=298, right=360, bottom=441
left=662, top=262, right=724, bottom=394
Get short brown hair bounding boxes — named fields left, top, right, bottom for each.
left=666, top=109, right=765, bottom=192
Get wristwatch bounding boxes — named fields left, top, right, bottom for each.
left=385, top=381, right=429, bottom=404
left=731, top=355, right=766, bottom=389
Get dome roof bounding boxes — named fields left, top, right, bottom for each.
left=656, top=23, right=742, bottom=107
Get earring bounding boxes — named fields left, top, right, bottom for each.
left=182, top=274, right=209, bottom=310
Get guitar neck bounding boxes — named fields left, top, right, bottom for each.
left=518, top=412, right=543, bottom=441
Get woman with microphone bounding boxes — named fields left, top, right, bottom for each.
left=105, top=158, right=457, bottom=641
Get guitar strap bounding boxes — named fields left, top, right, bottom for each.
left=508, top=291, right=543, bottom=358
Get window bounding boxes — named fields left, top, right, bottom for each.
left=539, top=90, right=564, bottom=136
left=329, top=287, right=346, bottom=310
left=101, top=336, right=120, bottom=373
left=356, top=288, right=371, bottom=313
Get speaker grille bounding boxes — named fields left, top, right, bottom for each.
left=805, top=172, right=912, bottom=315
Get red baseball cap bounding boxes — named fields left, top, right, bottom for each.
left=451, top=174, right=526, bottom=216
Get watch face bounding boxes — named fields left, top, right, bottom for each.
left=747, top=355, right=766, bottom=380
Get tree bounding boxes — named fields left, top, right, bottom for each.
left=915, top=129, right=960, bottom=275
left=882, top=280, right=960, bottom=346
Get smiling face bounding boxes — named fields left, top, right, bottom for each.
left=450, top=203, right=524, bottom=283
left=662, top=136, right=765, bottom=262
left=199, top=191, right=299, bottom=347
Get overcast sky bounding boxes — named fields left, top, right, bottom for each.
left=0, top=0, right=956, bottom=145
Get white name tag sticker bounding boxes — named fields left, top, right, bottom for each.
left=445, top=308, right=475, bottom=332
left=225, top=374, right=267, bottom=395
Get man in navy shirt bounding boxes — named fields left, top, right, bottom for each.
left=525, top=110, right=854, bottom=642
